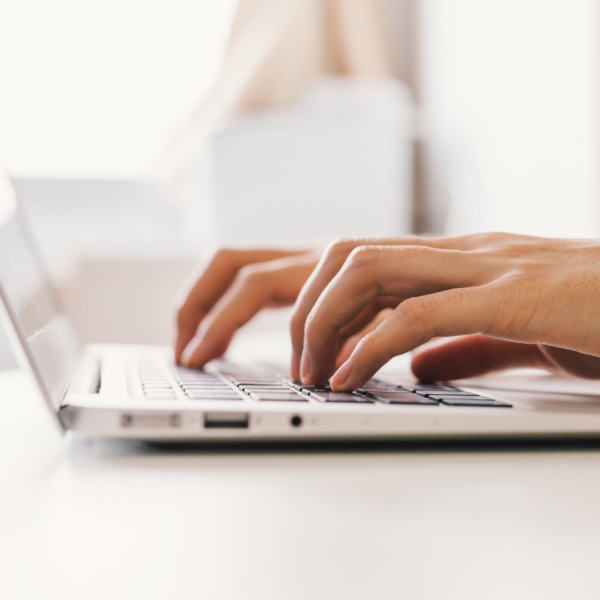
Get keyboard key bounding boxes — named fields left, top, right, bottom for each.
left=186, top=391, right=243, bottom=400
left=178, top=378, right=222, bottom=384
left=178, top=381, right=223, bottom=387
left=239, top=383, right=289, bottom=388
left=241, top=386, right=292, bottom=393
left=300, top=385, right=332, bottom=392
left=223, top=369, right=267, bottom=376
left=359, top=385, right=403, bottom=392
left=187, top=397, right=243, bottom=402
left=141, top=381, right=173, bottom=389
left=401, top=384, right=458, bottom=392
left=177, top=373, right=221, bottom=380
left=250, top=392, right=309, bottom=402
left=184, top=388, right=239, bottom=394
left=235, top=380, right=282, bottom=385
left=309, top=391, right=374, bottom=403
left=430, top=395, right=512, bottom=407
left=180, top=383, right=231, bottom=388
left=416, top=390, right=478, bottom=398
left=142, top=383, right=173, bottom=389
left=364, top=391, right=439, bottom=405
left=360, top=381, right=402, bottom=390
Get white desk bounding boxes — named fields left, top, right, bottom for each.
left=2, top=317, right=600, bottom=599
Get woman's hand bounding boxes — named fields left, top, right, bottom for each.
left=290, top=233, right=600, bottom=390
left=174, top=245, right=323, bottom=367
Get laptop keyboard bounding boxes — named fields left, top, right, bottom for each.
left=139, top=362, right=512, bottom=408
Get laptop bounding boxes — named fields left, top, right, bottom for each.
left=2, top=171, right=600, bottom=442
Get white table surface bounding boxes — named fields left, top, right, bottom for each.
left=2, top=313, right=600, bottom=599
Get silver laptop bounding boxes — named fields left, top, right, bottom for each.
left=2, top=171, right=600, bottom=441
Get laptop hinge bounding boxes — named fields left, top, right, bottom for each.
left=66, top=358, right=102, bottom=396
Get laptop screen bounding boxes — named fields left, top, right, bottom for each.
left=0, top=173, right=80, bottom=417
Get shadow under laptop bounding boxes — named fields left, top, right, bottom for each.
left=67, top=433, right=600, bottom=460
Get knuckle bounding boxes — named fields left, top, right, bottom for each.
left=175, top=305, right=188, bottom=328
left=303, top=310, right=320, bottom=344
left=468, top=231, right=514, bottom=249
left=358, top=328, right=383, bottom=354
left=206, top=245, right=234, bottom=264
left=323, top=238, right=358, bottom=263
left=395, top=295, right=439, bottom=330
left=289, top=309, right=305, bottom=340
left=175, top=301, right=199, bottom=327
left=395, top=244, right=428, bottom=260
left=304, top=308, right=316, bottom=332
left=346, top=245, right=381, bottom=270
left=235, top=265, right=271, bottom=292
left=485, top=232, right=507, bottom=243
left=355, top=326, right=391, bottom=362
left=236, top=265, right=266, bottom=287
left=197, top=245, right=240, bottom=275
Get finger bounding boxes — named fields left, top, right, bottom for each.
left=301, top=245, right=491, bottom=384
left=290, top=234, right=498, bottom=378
left=410, top=334, right=551, bottom=381
left=336, top=309, right=393, bottom=367
left=539, top=346, right=600, bottom=379
left=182, top=255, right=317, bottom=368
left=302, top=301, right=386, bottom=376
left=337, top=296, right=400, bottom=348
left=175, top=247, right=307, bottom=362
left=330, top=285, right=496, bottom=391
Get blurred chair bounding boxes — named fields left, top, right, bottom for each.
left=203, top=76, right=413, bottom=242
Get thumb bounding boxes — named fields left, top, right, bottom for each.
left=411, top=334, right=551, bottom=381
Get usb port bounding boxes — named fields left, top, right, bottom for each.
left=204, top=412, right=249, bottom=429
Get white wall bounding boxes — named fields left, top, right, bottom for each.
left=420, top=0, right=600, bottom=238
left=0, top=0, right=236, bottom=178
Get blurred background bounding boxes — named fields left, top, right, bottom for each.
left=0, top=0, right=599, bottom=367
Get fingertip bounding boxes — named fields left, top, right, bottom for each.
left=410, top=336, right=492, bottom=381
left=410, top=337, right=483, bottom=381
left=289, top=314, right=306, bottom=381
left=410, top=351, right=436, bottom=382
left=300, top=351, right=313, bottom=384
left=180, top=348, right=199, bottom=369
left=174, top=338, right=187, bottom=364
left=410, top=335, right=546, bottom=381
left=180, top=334, right=208, bottom=369
left=187, top=329, right=235, bottom=370
left=331, top=359, right=354, bottom=391
left=290, top=347, right=301, bottom=381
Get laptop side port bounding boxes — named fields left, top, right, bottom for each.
left=121, top=412, right=181, bottom=428
left=204, top=412, right=249, bottom=429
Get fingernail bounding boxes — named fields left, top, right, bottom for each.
left=300, top=352, right=312, bottom=382
left=332, top=360, right=353, bottom=390
left=182, top=339, right=203, bottom=369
